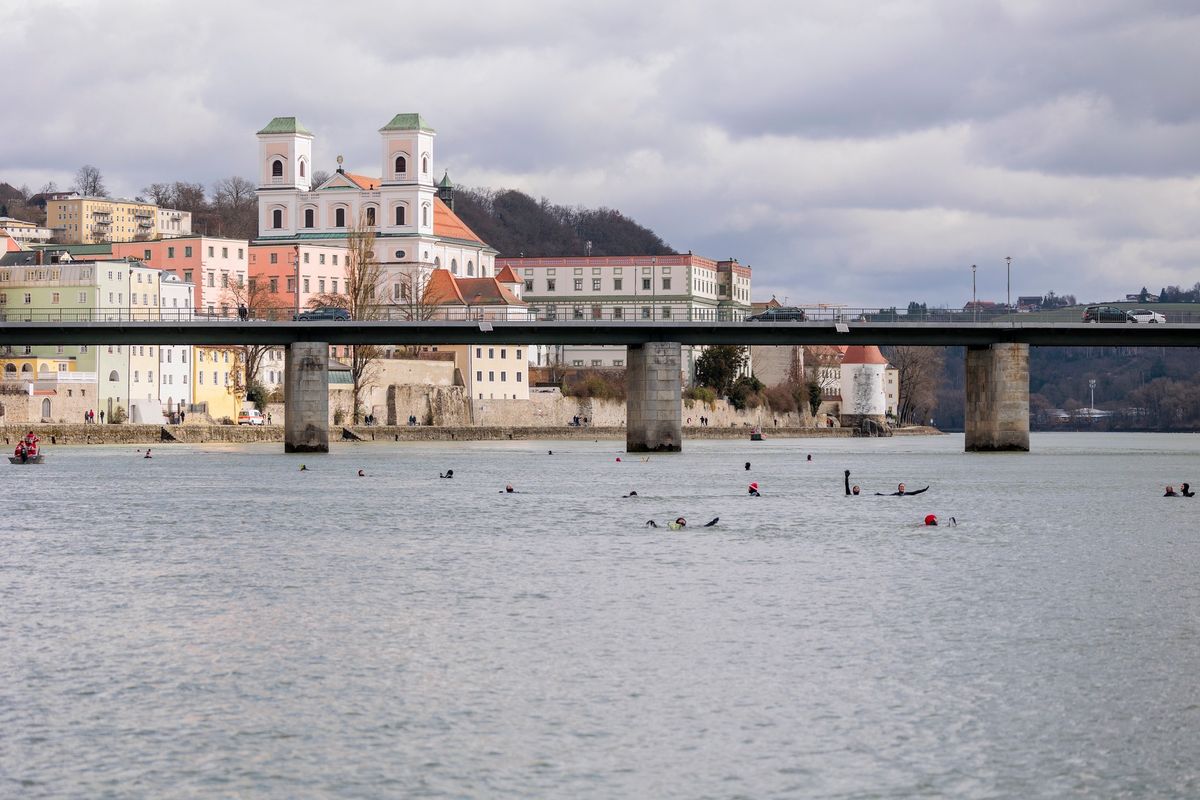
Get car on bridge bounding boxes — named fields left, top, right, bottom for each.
left=1082, top=305, right=1133, bottom=324
left=294, top=306, right=351, bottom=321
left=1127, top=308, right=1167, bottom=324
left=747, top=306, right=807, bottom=322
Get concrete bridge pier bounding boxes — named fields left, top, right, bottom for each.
left=965, top=343, right=1030, bottom=452
left=626, top=341, right=683, bottom=452
left=284, top=341, right=329, bottom=453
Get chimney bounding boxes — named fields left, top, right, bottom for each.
left=36, top=249, right=43, bottom=266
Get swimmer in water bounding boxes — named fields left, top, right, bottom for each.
left=1182, top=483, right=1195, bottom=497
left=925, top=514, right=938, bottom=526
left=300, top=464, right=308, bottom=471
left=143, top=449, right=152, bottom=459
left=548, top=450, right=553, bottom=455
left=624, top=490, right=638, bottom=498
left=806, top=454, right=812, bottom=462
left=501, top=484, right=516, bottom=493
left=877, top=482, right=928, bottom=496
left=440, top=469, right=454, bottom=479
left=844, top=470, right=861, bottom=496
left=669, top=517, right=687, bottom=529
left=745, top=462, right=751, bottom=470
left=1164, top=485, right=1178, bottom=497
left=748, top=482, right=761, bottom=497
left=357, top=469, right=365, bottom=477
left=647, top=517, right=717, bottom=528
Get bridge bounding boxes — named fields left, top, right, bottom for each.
left=5, top=317, right=1197, bottom=454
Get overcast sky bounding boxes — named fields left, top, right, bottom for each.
left=4, top=0, right=1199, bottom=306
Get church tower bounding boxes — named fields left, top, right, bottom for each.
left=378, top=113, right=437, bottom=237
left=256, top=117, right=313, bottom=191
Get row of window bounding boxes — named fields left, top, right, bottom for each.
left=153, top=245, right=244, bottom=260
left=525, top=277, right=672, bottom=293
left=531, top=306, right=677, bottom=319
left=572, top=359, right=625, bottom=367
left=475, top=370, right=523, bottom=383
left=474, top=347, right=523, bottom=360
left=272, top=204, right=431, bottom=230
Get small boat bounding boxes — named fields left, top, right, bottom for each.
left=750, top=426, right=764, bottom=441
left=11, top=431, right=44, bottom=464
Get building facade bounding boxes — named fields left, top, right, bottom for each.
left=0, top=217, right=53, bottom=245
left=112, top=236, right=248, bottom=315
left=45, top=194, right=193, bottom=244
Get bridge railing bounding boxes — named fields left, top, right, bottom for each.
left=7, top=305, right=1200, bottom=324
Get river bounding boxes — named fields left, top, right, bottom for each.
left=3, top=433, right=1198, bottom=797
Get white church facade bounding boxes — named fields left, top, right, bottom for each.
left=253, top=114, right=497, bottom=283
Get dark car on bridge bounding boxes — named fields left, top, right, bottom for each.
left=747, top=306, right=807, bottom=322
left=1082, top=305, right=1132, bottom=324
left=294, top=306, right=351, bottom=321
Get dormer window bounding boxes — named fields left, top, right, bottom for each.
left=271, top=160, right=283, bottom=178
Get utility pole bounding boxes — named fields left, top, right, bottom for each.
left=972, top=264, right=977, bottom=323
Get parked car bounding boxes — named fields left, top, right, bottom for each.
left=1082, top=305, right=1132, bottom=323
left=1127, top=308, right=1167, bottom=324
left=237, top=409, right=265, bottom=426
left=294, top=306, right=351, bottom=321
left=747, top=306, right=807, bottom=322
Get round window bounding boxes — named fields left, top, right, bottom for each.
left=395, top=250, right=406, bottom=259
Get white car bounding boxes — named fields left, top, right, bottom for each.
left=237, top=409, right=265, bottom=426
left=1128, top=309, right=1166, bottom=324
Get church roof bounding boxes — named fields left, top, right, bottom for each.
left=343, top=173, right=379, bottom=190
left=841, top=345, right=890, bottom=365
left=433, top=197, right=484, bottom=244
left=258, top=116, right=313, bottom=136
left=380, top=113, right=436, bottom=133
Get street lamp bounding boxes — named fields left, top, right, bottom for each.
left=1005, top=256, right=1012, bottom=311
left=1089, top=378, right=1096, bottom=414
left=972, top=264, right=977, bottom=323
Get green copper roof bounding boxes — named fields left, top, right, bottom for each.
left=437, top=170, right=454, bottom=189
left=257, top=117, right=313, bottom=136
left=379, top=113, right=435, bottom=133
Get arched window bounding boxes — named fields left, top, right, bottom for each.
left=451, top=258, right=458, bottom=275
left=108, top=370, right=119, bottom=382
left=394, top=155, right=407, bottom=174
left=422, top=204, right=430, bottom=227
left=422, top=155, right=429, bottom=174
left=467, top=260, right=475, bottom=276
left=271, top=160, right=283, bottom=177
left=304, top=208, right=315, bottom=228
left=299, top=160, right=306, bottom=178
left=335, top=207, right=346, bottom=227
left=395, top=205, right=406, bottom=226
left=38, top=363, right=50, bottom=373
left=21, top=363, right=31, bottom=373
left=272, top=209, right=283, bottom=229
left=434, top=257, right=441, bottom=268
left=41, top=398, right=51, bottom=418
left=3, top=363, right=14, bottom=375
left=365, top=206, right=376, bottom=226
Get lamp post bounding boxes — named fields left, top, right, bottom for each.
left=1005, top=256, right=1012, bottom=312
left=972, top=264, right=977, bottom=323
left=1089, top=379, right=1096, bottom=414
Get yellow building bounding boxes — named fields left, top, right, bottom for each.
left=191, top=346, right=243, bottom=422
left=44, top=195, right=190, bottom=244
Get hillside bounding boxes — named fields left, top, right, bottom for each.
left=452, top=187, right=675, bottom=258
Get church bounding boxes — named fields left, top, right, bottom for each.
left=253, top=114, right=496, bottom=283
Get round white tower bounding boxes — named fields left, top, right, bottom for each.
left=839, top=345, right=889, bottom=425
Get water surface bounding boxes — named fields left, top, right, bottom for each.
left=3, top=433, right=1199, bottom=797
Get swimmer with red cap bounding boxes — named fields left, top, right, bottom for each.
left=748, top=482, right=761, bottom=497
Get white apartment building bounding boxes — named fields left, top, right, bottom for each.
left=496, top=254, right=753, bottom=380
left=158, top=271, right=193, bottom=419
left=0, top=217, right=53, bottom=245
left=156, top=207, right=192, bottom=238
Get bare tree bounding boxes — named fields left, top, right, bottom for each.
left=386, top=269, right=442, bottom=356
left=882, top=345, right=945, bottom=426
left=212, top=175, right=258, bottom=239
left=222, top=276, right=289, bottom=402
left=142, top=182, right=174, bottom=206
left=307, top=215, right=384, bottom=423
left=310, top=170, right=330, bottom=190
left=74, top=165, right=107, bottom=197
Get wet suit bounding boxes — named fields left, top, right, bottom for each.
left=877, top=487, right=929, bottom=496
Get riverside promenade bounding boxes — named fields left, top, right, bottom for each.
left=0, top=424, right=941, bottom=446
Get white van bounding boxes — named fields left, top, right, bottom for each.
left=237, top=408, right=265, bottom=426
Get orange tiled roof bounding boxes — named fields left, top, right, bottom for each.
left=423, top=270, right=526, bottom=307
left=433, top=197, right=484, bottom=244
left=3, top=234, right=20, bottom=253
left=494, top=265, right=521, bottom=284
left=344, top=173, right=379, bottom=190
left=841, top=345, right=890, bottom=365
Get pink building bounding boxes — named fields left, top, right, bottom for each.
left=247, top=243, right=351, bottom=317
left=112, top=236, right=248, bottom=315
